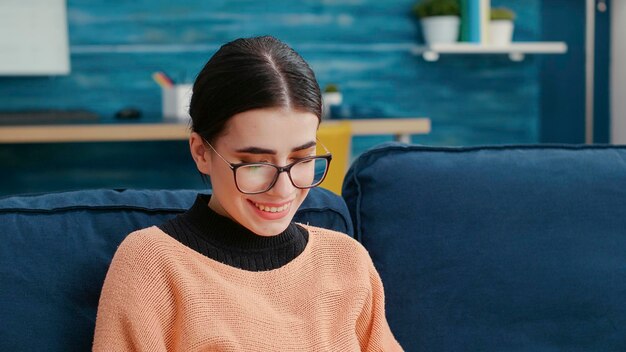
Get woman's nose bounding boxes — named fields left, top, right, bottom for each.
left=269, top=170, right=296, bottom=197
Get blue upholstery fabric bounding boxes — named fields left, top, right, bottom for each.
left=343, top=143, right=626, bottom=351
left=0, top=187, right=352, bottom=351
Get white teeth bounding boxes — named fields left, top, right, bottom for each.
left=253, top=202, right=289, bottom=213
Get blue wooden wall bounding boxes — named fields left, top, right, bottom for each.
left=2, top=0, right=542, bottom=144
left=1, top=0, right=565, bottom=195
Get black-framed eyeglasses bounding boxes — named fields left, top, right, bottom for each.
left=203, top=138, right=333, bottom=194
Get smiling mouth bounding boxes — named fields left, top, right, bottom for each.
left=251, top=201, right=291, bottom=213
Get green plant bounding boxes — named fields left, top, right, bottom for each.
left=412, top=0, right=460, bottom=19
left=324, top=84, right=340, bottom=93
left=490, top=7, right=516, bottom=21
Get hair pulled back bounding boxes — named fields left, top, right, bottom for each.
left=189, top=36, right=322, bottom=143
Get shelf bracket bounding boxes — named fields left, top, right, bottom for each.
left=508, top=52, right=525, bottom=62
left=422, top=51, right=439, bottom=62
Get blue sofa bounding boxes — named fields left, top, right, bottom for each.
left=2, top=143, right=626, bottom=351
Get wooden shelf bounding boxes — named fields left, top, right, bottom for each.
left=410, top=42, right=568, bottom=62
left=0, top=118, right=431, bottom=144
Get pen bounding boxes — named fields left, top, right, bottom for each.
left=152, top=71, right=175, bottom=88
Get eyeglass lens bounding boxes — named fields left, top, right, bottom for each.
left=235, top=158, right=329, bottom=193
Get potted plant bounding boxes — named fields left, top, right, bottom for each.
left=413, top=0, right=461, bottom=46
left=489, top=7, right=516, bottom=46
left=322, top=84, right=342, bottom=119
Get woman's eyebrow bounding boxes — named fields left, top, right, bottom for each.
left=292, top=141, right=317, bottom=152
left=235, top=141, right=316, bottom=155
left=235, top=146, right=276, bottom=154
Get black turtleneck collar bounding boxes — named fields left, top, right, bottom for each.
left=158, top=194, right=309, bottom=271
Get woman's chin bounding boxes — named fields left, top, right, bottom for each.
left=248, top=220, right=291, bottom=237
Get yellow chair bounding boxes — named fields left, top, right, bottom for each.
left=316, top=121, right=351, bottom=195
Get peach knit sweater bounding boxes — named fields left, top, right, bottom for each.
left=93, top=225, right=402, bottom=351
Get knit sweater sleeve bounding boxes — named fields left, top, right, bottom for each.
left=355, top=256, right=404, bottom=351
left=92, top=231, right=176, bottom=351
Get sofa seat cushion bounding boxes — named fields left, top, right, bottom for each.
left=0, top=187, right=352, bottom=351
left=342, top=143, right=626, bottom=351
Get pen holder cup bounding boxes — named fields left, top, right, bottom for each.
left=162, top=84, right=193, bottom=121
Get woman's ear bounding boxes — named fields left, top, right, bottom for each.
left=189, top=132, right=211, bottom=175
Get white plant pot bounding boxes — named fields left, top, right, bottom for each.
left=322, top=92, right=342, bottom=119
left=420, top=16, right=460, bottom=45
left=323, top=92, right=343, bottom=106
left=489, top=20, right=514, bottom=46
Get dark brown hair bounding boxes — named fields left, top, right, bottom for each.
left=189, top=36, right=322, bottom=143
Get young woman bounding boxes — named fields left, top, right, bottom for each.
left=93, top=36, right=402, bottom=351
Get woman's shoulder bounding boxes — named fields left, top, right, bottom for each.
left=111, top=226, right=184, bottom=269
left=298, top=224, right=373, bottom=265
left=300, top=224, right=357, bottom=244
left=117, top=225, right=170, bottom=250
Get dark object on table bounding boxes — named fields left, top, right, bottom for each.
left=114, top=107, right=142, bottom=120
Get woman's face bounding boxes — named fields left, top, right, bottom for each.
left=205, top=107, right=319, bottom=236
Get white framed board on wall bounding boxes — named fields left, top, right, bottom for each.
left=0, top=0, right=70, bottom=76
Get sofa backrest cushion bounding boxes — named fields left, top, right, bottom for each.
left=342, top=143, right=626, bottom=351
left=0, top=187, right=352, bottom=351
